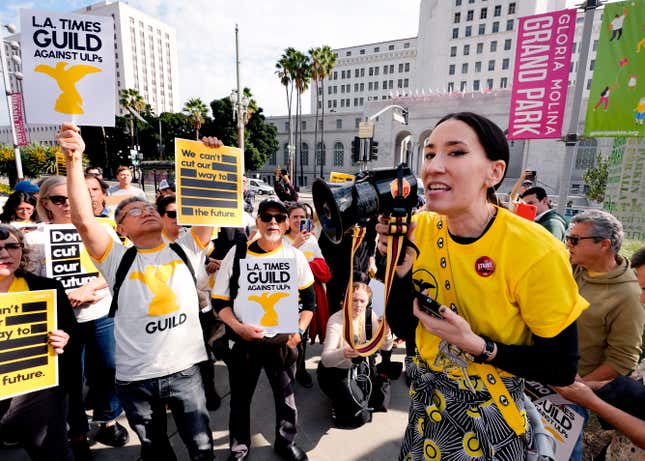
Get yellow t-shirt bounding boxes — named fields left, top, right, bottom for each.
left=412, top=208, right=588, bottom=373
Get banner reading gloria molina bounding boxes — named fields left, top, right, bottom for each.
left=20, top=9, right=115, bottom=126
left=585, top=0, right=645, bottom=137
left=507, top=9, right=576, bottom=140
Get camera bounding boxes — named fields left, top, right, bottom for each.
left=312, top=165, right=418, bottom=244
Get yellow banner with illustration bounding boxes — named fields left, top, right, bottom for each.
left=235, top=258, right=298, bottom=334
left=0, top=290, right=58, bottom=400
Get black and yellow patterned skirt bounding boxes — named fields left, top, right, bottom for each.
left=399, top=356, right=532, bottom=461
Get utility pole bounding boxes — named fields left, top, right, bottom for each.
left=557, top=0, right=599, bottom=214
left=234, top=24, right=245, bottom=173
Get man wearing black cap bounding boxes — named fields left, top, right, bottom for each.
left=211, top=198, right=315, bottom=461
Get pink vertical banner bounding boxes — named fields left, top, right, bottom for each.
left=10, top=93, right=28, bottom=146
left=508, top=9, right=576, bottom=140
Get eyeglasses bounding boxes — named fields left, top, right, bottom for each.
left=46, top=195, right=69, bottom=206
left=0, top=243, right=22, bottom=252
left=259, top=213, right=287, bottom=223
left=118, top=204, right=157, bottom=224
left=565, top=235, right=604, bottom=246
left=165, top=210, right=177, bottom=219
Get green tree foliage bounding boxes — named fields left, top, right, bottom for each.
left=182, top=98, right=209, bottom=139
left=0, top=143, right=60, bottom=185
left=583, top=153, right=609, bottom=202
left=309, top=45, right=336, bottom=178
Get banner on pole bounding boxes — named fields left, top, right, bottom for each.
left=20, top=9, right=115, bottom=126
left=0, top=290, right=57, bottom=400
left=584, top=1, right=645, bottom=137
left=508, top=9, right=576, bottom=140
left=10, top=93, right=28, bottom=146
left=175, top=139, right=243, bottom=227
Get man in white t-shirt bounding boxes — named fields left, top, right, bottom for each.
left=58, top=122, right=220, bottom=461
left=108, top=166, right=146, bottom=200
left=609, top=7, right=628, bottom=42
left=212, top=199, right=315, bottom=461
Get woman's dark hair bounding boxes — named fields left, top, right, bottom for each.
left=286, top=203, right=307, bottom=235
left=434, top=112, right=509, bottom=190
left=156, top=194, right=176, bottom=215
left=0, top=191, right=38, bottom=223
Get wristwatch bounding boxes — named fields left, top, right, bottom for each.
left=298, top=328, right=305, bottom=336
left=473, top=337, right=495, bottom=363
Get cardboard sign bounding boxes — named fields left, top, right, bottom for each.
left=175, top=139, right=243, bottom=227
left=0, top=290, right=57, bottom=400
left=20, top=9, right=115, bottom=126
left=525, top=381, right=585, bottom=461
left=329, top=171, right=355, bottom=183
left=44, top=224, right=100, bottom=291
left=236, top=258, right=298, bottom=334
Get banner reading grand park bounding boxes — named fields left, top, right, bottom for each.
left=175, top=139, right=244, bottom=227
left=20, top=9, right=115, bottom=126
left=585, top=0, right=645, bottom=137
left=508, top=9, right=576, bottom=139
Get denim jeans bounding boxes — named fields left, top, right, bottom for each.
left=568, top=403, right=590, bottom=461
left=116, top=364, right=213, bottom=461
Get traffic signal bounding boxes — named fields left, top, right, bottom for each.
left=351, top=137, right=361, bottom=162
left=369, top=140, right=379, bottom=161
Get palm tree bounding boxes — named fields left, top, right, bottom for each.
left=119, top=88, right=147, bottom=149
left=276, top=48, right=297, bottom=178
left=183, top=98, right=209, bottom=140
left=309, top=47, right=324, bottom=180
left=315, top=46, right=336, bottom=178
left=242, top=87, right=258, bottom=124
left=292, top=50, right=311, bottom=188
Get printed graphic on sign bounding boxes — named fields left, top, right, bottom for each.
left=55, top=152, right=67, bottom=175
left=525, top=380, right=585, bottom=460
left=175, top=139, right=243, bottom=227
left=0, top=290, right=57, bottom=400
left=508, top=9, right=576, bottom=139
left=329, top=171, right=355, bottom=183
left=45, top=224, right=100, bottom=291
left=236, top=258, right=298, bottom=334
left=129, top=261, right=182, bottom=316
left=584, top=0, right=645, bottom=137
left=20, top=9, right=115, bottom=126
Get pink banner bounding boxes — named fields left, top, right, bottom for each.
left=508, top=9, right=576, bottom=140
left=10, top=93, right=28, bottom=146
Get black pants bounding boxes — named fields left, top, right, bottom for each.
left=316, top=363, right=370, bottom=428
left=227, top=340, right=298, bottom=455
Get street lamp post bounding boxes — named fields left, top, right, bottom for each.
left=229, top=24, right=249, bottom=173
left=1, top=24, right=24, bottom=181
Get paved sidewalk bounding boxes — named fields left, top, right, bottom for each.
left=3, top=344, right=411, bottom=461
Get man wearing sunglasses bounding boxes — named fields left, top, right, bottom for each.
left=212, top=198, right=315, bottom=461
left=58, top=122, right=221, bottom=461
left=567, top=209, right=643, bottom=384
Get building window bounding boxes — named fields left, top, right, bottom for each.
left=360, top=49, right=365, bottom=55
left=369, top=67, right=374, bottom=76
left=448, top=82, right=455, bottom=92
left=405, top=62, right=410, bottom=72
left=500, top=77, right=508, bottom=88
left=301, top=143, right=309, bottom=165
left=389, top=80, right=394, bottom=89
left=354, top=69, right=359, bottom=78
left=301, top=120, right=306, bottom=130
left=454, top=12, right=461, bottom=23
left=475, top=61, right=482, bottom=72
left=383, top=65, right=388, bottom=74
left=368, top=82, right=373, bottom=90
left=360, top=83, right=364, bottom=91
left=450, top=46, right=457, bottom=57
left=283, top=144, right=289, bottom=165
left=404, top=78, right=409, bottom=88
left=374, top=81, right=379, bottom=90
left=490, top=41, right=497, bottom=52
left=374, top=67, right=379, bottom=75
left=452, top=27, right=459, bottom=38
left=462, top=63, right=469, bottom=73
left=586, top=79, right=592, bottom=90
left=492, top=21, right=499, bottom=33
left=473, top=80, right=480, bottom=91
left=346, top=51, right=351, bottom=56
left=464, top=44, right=470, bottom=55
left=360, top=68, right=365, bottom=77
left=285, top=121, right=290, bottom=131
left=334, top=142, right=344, bottom=166
left=487, top=78, right=493, bottom=89
left=488, top=60, right=495, bottom=71
left=506, top=19, right=514, bottom=31
left=465, top=26, right=472, bottom=37
left=460, top=81, right=467, bottom=92
left=388, top=44, right=395, bottom=50
left=398, top=79, right=403, bottom=88
left=354, top=83, right=359, bottom=92
left=449, top=64, right=456, bottom=75
left=504, top=39, right=512, bottom=50
left=316, top=142, right=326, bottom=166
left=341, top=99, right=345, bottom=108
left=593, top=40, right=598, bottom=51
left=399, top=63, right=404, bottom=72
left=508, top=2, right=516, bottom=14
left=502, top=58, right=509, bottom=69
left=479, top=24, right=485, bottom=35
left=455, top=0, right=462, bottom=5
left=467, top=10, right=474, bottom=21
left=575, top=139, right=597, bottom=170
left=389, top=65, right=394, bottom=73
left=476, top=42, right=484, bottom=54
left=355, top=118, right=361, bottom=128
left=374, top=46, right=380, bottom=53
left=336, top=119, right=342, bottom=129
left=480, top=8, right=487, bottom=19
left=494, top=5, right=501, bottom=16
left=589, top=59, right=595, bottom=71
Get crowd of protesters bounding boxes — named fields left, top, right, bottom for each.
left=0, top=115, right=643, bottom=461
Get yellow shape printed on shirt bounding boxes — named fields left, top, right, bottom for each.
left=35, top=62, right=101, bottom=114
left=463, top=432, right=483, bottom=457
left=248, top=292, right=289, bottom=326
left=423, top=439, right=441, bottom=460
left=129, top=260, right=182, bottom=316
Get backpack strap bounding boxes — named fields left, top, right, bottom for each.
left=229, top=241, right=248, bottom=302
left=169, top=242, right=196, bottom=284
left=108, top=246, right=138, bottom=318
left=365, top=303, right=373, bottom=340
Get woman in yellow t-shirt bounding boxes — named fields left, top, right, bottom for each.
left=379, top=112, right=587, bottom=461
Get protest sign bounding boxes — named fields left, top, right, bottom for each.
left=584, top=0, right=645, bottom=137
left=55, top=152, right=67, bottom=175
left=20, top=9, right=115, bottom=126
left=44, top=224, right=101, bottom=291
left=0, top=290, right=57, bottom=400
left=235, top=258, right=298, bottom=334
left=329, top=171, right=355, bottom=183
left=508, top=9, right=576, bottom=139
left=525, top=380, right=585, bottom=461
left=175, top=139, right=243, bottom=227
